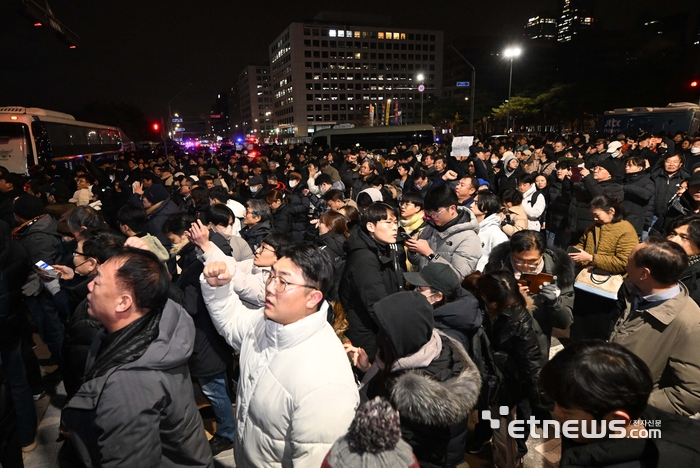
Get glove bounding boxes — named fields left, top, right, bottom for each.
left=22, top=274, right=43, bottom=297
left=539, top=282, right=560, bottom=305
left=43, top=278, right=62, bottom=296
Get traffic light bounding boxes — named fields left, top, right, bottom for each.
left=152, top=123, right=160, bottom=132
left=691, top=80, right=699, bottom=88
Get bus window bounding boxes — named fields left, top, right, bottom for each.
left=0, top=123, right=33, bottom=175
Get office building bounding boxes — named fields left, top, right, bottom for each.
left=557, top=0, right=594, bottom=43
left=236, top=65, right=274, bottom=138
left=269, top=13, right=443, bottom=136
left=525, top=15, right=558, bottom=41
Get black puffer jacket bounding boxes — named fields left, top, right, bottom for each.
left=240, top=220, right=272, bottom=252
left=339, top=229, right=403, bottom=359
left=568, top=176, right=624, bottom=239
left=270, top=203, right=292, bottom=235
left=485, top=243, right=575, bottom=353
left=0, top=235, right=29, bottom=348
left=652, top=166, right=690, bottom=230
left=622, top=171, right=654, bottom=235
left=145, top=199, right=180, bottom=252
left=286, top=184, right=310, bottom=242
left=432, top=288, right=483, bottom=350
left=484, top=304, right=547, bottom=407
left=546, top=178, right=574, bottom=232
left=171, top=242, right=233, bottom=378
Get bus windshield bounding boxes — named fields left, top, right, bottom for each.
left=0, top=123, right=32, bottom=174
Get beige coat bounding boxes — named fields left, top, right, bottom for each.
left=573, top=220, right=639, bottom=274
left=499, top=204, right=528, bottom=237
left=610, top=281, right=700, bottom=417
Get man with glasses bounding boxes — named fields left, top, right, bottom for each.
left=406, top=185, right=482, bottom=278
left=201, top=244, right=359, bottom=467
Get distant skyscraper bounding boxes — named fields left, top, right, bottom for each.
left=525, top=15, right=557, bottom=41
left=557, top=0, right=594, bottom=42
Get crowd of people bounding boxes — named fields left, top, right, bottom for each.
left=1, top=130, right=700, bottom=467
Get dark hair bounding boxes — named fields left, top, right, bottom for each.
left=400, top=191, right=425, bottom=210
left=398, top=163, right=412, bottom=173
left=555, top=159, right=576, bottom=170
left=208, top=186, right=229, bottom=204
left=517, top=172, right=536, bottom=186
left=315, top=173, right=333, bottom=187
left=339, top=204, right=361, bottom=223
left=66, top=206, right=105, bottom=233
left=501, top=188, right=523, bottom=206
left=282, top=243, right=334, bottom=299
left=541, top=340, right=653, bottom=420
left=590, top=194, right=626, bottom=222
left=261, top=233, right=295, bottom=258
left=82, top=228, right=126, bottom=264
left=163, top=212, right=196, bottom=236
left=76, top=173, right=95, bottom=185
left=117, top=205, right=148, bottom=233
left=362, top=202, right=397, bottom=229
left=367, top=174, right=385, bottom=187
left=323, top=189, right=344, bottom=203
left=320, top=210, right=350, bottom=238
left=424, top=184, right=458, bottom=212
left=462, top=270, right=526, bottom=315
left=626, top=156, right=646, bottom=168
left=207, top=203, right=233, bottom=227
left=357, top=192, right=375, bottom=211
left=413, top=168, right=429, bottom=181
left=510, top=230, right=545, bottom=254
left=110, top=247, right=170, bottom=312
left=632, top=237, right=688, bottom=285
left=475, top=192, right=501, bottom=217
left=190, top=186, right=209, bottom=207
left=666, top=214, right=700, bottom=250
left=0, top=173, right=22, bottom=189
left=266, top=188, right=287, bottom=206
left=542, top=146, right=555, bottom=162
left=246, top=199, right=272, bottom=223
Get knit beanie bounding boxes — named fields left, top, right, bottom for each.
left=13, top=194, right=46, bottom=220
left=143, top=184, right=169, bottom=204
left=321, top=397, right=419, bottom=468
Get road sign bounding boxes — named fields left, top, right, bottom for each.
left=418, top=84, right=426, bottom=93
left=172, top=118, right=183, bottom=123
left=175, top=128, right=185, bottom=132
left=456, top=81, right=470, bottom=87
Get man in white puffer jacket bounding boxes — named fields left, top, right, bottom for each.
left=198, top=237, right=359, bottom=467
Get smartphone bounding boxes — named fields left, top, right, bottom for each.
left=397, top=232, right=411, bottom=243
left=35, top=260, right=53, bottom=271
left=35, top=260, right=56, bottom=278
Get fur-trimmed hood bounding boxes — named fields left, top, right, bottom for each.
left=390, top=331, right=482, bottom=427
left=484, top=242, right=576, bottom=289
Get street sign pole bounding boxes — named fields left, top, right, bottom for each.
left=418, top=84, right=426, bottom=124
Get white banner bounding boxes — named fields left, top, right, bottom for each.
left=450, top=136, right=474, bottom=157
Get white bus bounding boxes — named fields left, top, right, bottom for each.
left=599, top=102, right=700, bottom=136
left=0, top=106, right=127, bottom=175
left=310, top=124, right=435, bottom=152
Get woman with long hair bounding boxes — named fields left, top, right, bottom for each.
left=266, top=189, right=292, bottom=235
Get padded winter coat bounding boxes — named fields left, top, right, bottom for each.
left=408, top=208, right=482, bottom=279
left=573, top=220, right=639, bottom=274
left=200, top=274, right=359, bottom=468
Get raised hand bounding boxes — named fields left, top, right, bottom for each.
left=203, top=262, right=231, bottom=287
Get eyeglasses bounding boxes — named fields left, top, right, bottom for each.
left=255, top=244, right=275, bottom=254
left=262, top=270, right=317, bottom=293
left=425, top=208, right=446, bottom=219
left=73, top=250, right=85, bottom=257
left=513, top=257, right=542, bottom=268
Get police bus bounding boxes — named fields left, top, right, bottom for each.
left=599, top=102, right=700, bottom=136
left=310, top=124, right=435, bottom=152
left=0, top=106, right=127, bottom=175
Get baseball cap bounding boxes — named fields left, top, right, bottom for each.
left=606, top=141, right=623, bottom=153
left=404, top=262, right=461, bottom=296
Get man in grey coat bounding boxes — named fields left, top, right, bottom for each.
left=61, top=248, right=213, bottom=467
left=610, top=237, right=700, bottom=417
left=406, top=185, right=482, bottom=278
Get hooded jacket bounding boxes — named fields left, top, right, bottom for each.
left=485, top=243, right=576, bottom=352
left=363, top=292, right=482, bottom=468
left=199, top=277, right=359, bottom=468
left=476, top=213, right=509, bottom=272
left=408, top=207, right=482, bottom=278
left=15, top=214, right=61, bottom=268
left=340, top=229, right=403, bottom=359
left=61, top=300, right=213, bottom=468
left=522, top=184, right=546, bottom=231
left=271, top=202, right=292, bottom=235
left=622, top=171, right=654, bottom=235
left=144, top=198, right=180, bottom=252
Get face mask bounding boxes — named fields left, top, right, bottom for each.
left=490, top=158, right=499, bottom=165
left=215, top=224, right=233, bottom=240
left=250, top=186, right=260, bottom=194
left=691, top=147, right=700, bottom=155
left=289, top=180, right=298, bottom=188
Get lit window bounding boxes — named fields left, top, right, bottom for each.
left=354, top=53, right=361, bottom=59
left=338, top=30, right=345, bottom=37
left=378, top=32, right=385, bottom=39
left=393, top=33, right=400, bottom=40
left=329, top=30, right=336, bottom=37
left=400, top=33, right=406, bottom=40
left=386, top=31, right=392, bottom=39
left=354, top=31, right=361, bottom=38
left=346, top=30, right=352, bottom=37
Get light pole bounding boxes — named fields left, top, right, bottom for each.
left=417, top=73, right=425, bottom=124
left=503, top=47, right=521, bottom=134
left=167, top=83, right=192, bottom=154
left=449, top=45, right=476, bottom=135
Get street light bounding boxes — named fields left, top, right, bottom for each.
left=503, top=47, right=522, bottom=134
left=449, top=45, right=476, bottom=135
left=417, top=74, right=425, bottom=124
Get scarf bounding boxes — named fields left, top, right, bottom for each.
left=400, top=212, right=426, bottom=235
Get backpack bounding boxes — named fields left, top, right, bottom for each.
left=466, top=326, right=503, bottom=410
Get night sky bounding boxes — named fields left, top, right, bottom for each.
left=0, top=0, right=692, bottom=120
